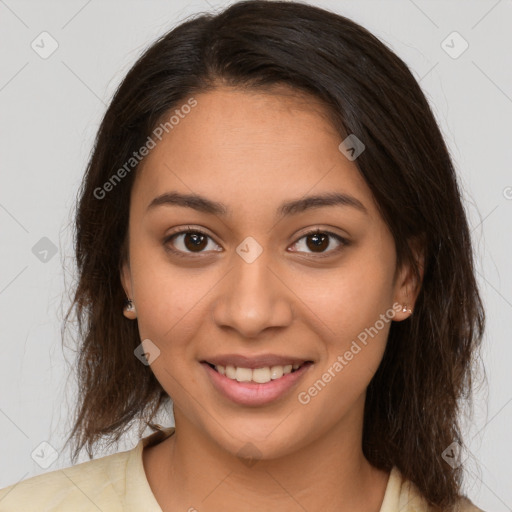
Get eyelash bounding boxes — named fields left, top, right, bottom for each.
left=163, top=226, right=349, bottom=259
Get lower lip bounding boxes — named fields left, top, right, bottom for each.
left=202, top=362, right=313, bottom=406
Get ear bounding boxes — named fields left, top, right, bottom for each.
left=120, top=258, right=137, bottom=320
left=392, top=236, right=425, bottom=322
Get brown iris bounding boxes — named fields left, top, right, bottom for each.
left=305, top=232, right=329, bottom=252
left=184, top=232, right=208, bottom=252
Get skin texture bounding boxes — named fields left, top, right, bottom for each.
left=120, top=86, right=423, bottom=512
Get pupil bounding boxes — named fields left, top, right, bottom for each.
left=307, top=233, right=328, bottom=252
left=185, top=232, right=207, bottom=251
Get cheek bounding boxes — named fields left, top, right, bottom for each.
left=296, top=305, right=393, bottom=430
left=130, top=262, right=209, bottom=411
left=134, top=275, right=207, bottom=349
left=127, top=242, right=213, bottom=359
left=301, top=244, right=396, bottom=343
left=295, top=236, right=396, bottom=402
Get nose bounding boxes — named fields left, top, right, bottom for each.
left=211, top=247, right=294, bottom=338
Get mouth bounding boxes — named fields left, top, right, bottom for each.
left=200, top=356, right=314, bottom=406
left=203, top=360, right=312, bottom=384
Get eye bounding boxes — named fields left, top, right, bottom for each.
left=289, top=228, right=348, bottom=257
left=164, top=227, right=221, bottom=257
left=163, top=226, right=349, bottom=258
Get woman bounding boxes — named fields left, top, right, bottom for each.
left=0, top=1, right=485, bottom=510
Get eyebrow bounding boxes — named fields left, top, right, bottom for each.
left=146, top=191, right=368, bottom=217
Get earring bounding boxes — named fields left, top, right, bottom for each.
left=402, top=304, right=413, bottom=314
left=123, top=298, right=137, bottom=319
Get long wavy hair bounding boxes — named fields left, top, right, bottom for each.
left=61, top=1, right=485, bottom=509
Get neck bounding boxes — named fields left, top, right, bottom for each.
left=143, top=400, right=389, bottom=512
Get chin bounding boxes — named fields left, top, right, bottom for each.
left=201, top=416, right=311, bottom=463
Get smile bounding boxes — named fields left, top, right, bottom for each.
left=201, top=357, right=314, bottom=406
left=206, top=362, right=305, bottom=384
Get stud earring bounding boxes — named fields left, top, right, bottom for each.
left=123, top=298, right=137, bottom=319
left=402, top=304, right=413, bottom=314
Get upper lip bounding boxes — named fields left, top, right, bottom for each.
left=202, top=354, right=312, bottom=369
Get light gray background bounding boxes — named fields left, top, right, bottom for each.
left=1, top=0, right=511, bottom=510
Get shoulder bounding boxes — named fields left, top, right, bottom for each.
left=0, top=428, right=173, bottom=512
left=0, top=447, right=131, bottom=512
left=385, top=467, right=486, bottom=512
left=451, top=497, right=486, bottom=512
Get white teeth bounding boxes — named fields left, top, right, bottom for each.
left=235, top=367, right=252, bottom=382
left=252, top=367, right=271, bottom=383
left=225, top=365, right=236, bottom=379
left=213, top=363, right=303, bottom=383
left=270, top=365, right=283, bottom=379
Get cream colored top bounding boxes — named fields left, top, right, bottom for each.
left=0, top=427, right=484, bottom=511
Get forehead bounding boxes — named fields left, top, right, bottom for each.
left=131, top=86, right=376, bottom=219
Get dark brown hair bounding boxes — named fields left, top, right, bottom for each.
left=62, top=1, right=485, bottom=509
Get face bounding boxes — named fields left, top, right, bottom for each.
left=121, top=86, right=418, bottom=460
